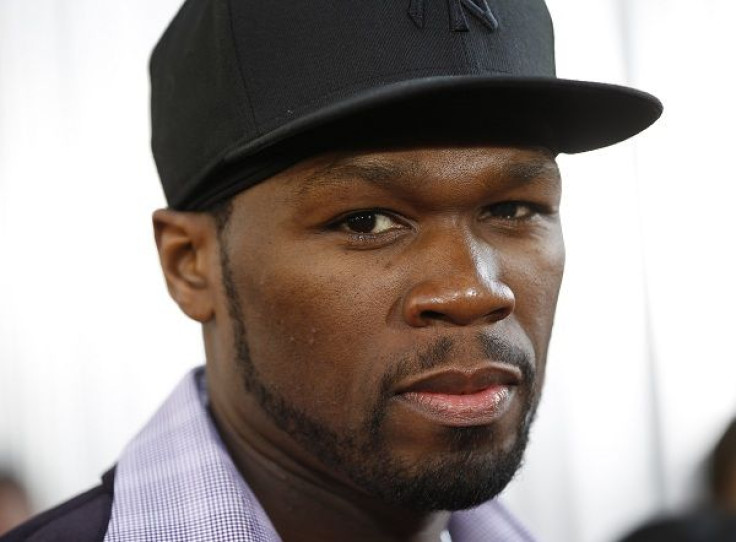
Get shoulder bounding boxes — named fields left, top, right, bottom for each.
left=620, top=512, right=736, bottom=542
left=0, top=468, right=115, bottom=542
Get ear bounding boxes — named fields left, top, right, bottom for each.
left=153, top=209, right=219, bottom=322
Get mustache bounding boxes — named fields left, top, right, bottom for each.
left=380, top=334, right=536, bottom=398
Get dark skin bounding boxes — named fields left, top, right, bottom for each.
left=154, top=144, right=565, bottom=541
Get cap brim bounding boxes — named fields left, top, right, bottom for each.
left=226, top=75, right=662, bottom=162
left=180, top=76, right=662, bottom=209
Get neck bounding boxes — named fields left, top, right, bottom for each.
left=207, top=374, right=451, bottom=542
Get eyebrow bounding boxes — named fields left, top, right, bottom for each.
left=295, top=153, right=560, bottom=197
left=503, top=160, right=560, bottom=185
left=296, top=158, right=417, bottom=197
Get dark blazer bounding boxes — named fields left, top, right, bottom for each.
left=619, top=512, right=736, bottom=542
left=0, top=468, right=115, bottom=542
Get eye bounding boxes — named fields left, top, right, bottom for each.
left=336, top=211, right=403, bottom=235
left=484, top=202, right=538, bottom=220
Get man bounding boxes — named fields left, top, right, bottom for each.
left=711, top=419, right=736, bottom=514
left=619, top=419, right=736, bottom=542
left=3, top=0, right=661, bottom=540
left=0, top=471, right=32, bottom=536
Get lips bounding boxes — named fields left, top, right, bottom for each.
left=395, top=365, right=522, bottom=427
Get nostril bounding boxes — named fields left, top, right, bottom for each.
left=416, top=299, right=513, bottom=326
left=420, top=310, right=446, bottom=321
left=490, top=305, right=513, bottom=321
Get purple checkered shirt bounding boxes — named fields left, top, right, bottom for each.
left=104, top=367, right=536, bottom=541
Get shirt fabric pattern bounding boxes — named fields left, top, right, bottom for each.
left=104, top=367, right=536, bottom=541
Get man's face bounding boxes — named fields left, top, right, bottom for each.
left=210, top=144, right=564, bottom=511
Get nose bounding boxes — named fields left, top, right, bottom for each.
left=401, top=239, right=515, bottom=328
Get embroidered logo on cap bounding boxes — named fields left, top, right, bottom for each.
left=408, top=0, right=499, bottom=32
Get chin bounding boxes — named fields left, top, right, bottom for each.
left=383, top=444, right=526, bottom=511
left=348, top=423, right=531, bottom=512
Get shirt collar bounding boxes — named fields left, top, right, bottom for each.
left=104, top=367, right=534, bottom=541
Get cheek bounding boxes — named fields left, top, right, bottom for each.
left=504, top=235, right=565, bottom=362
left=233, top=248, right=401, bottom=420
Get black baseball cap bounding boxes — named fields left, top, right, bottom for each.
left=150, top=0, right=663, bottom=210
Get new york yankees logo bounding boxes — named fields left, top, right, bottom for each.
left=408, top=0, right=499, bottom=32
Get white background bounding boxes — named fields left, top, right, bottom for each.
left=1, top=1, right=735, bottom=541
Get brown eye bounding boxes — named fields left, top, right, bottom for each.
left=486, top=202, right=535, bottom=220
left=345, top=212, right=378, bottom=233
left=340, top=212, right=401, bottom=234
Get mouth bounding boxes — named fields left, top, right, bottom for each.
left=394, top=364, right=522, bottom=427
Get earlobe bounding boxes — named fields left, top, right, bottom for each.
left=153, top=209, right=217, bottom=323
